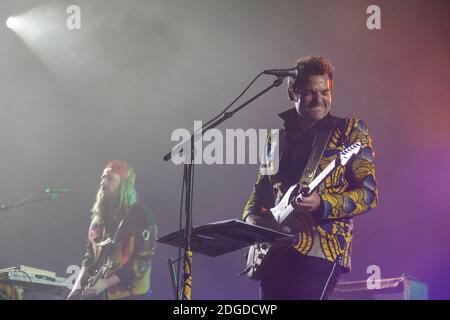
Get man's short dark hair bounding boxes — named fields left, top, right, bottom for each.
left=287, top=56, right=334, bottom=94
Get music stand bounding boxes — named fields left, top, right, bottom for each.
left=158, top=219, right=294, bottom=299
left=158, top=219, right=294, bottom=257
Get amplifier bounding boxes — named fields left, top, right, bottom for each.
left=331, top=275, right=428, bottom=300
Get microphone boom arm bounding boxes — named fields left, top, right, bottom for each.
left=0, top=188, right=69, bottom=213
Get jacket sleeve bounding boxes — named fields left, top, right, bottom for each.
left=115, top=210, right=157, bottom=287
left=242, top=171, right=274, bottom=221
left=242, top=129, right=286, bottom=221
left=319, top=119, right=378, bottom=219
left=242, top=129, right=281, bottom=221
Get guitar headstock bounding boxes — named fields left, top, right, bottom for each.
left=339, top=141, right=362, bottom=166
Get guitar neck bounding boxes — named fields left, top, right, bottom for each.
left=307, top=159, right=336, bottom=193
left=277, top=159, right=337, bottom=224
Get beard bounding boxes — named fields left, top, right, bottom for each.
left=92, top=187, right=120, bottom=222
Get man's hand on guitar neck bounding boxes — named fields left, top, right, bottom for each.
left=291, top=190, right=322, bottom=215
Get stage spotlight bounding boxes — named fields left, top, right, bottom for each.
left=6, top=16, right=20, bottom=29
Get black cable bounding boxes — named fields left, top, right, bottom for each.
left=15, top=270, right=36, bottom=300
left=192, top=71, right=264, bottom=138
left=320, top=254, right=342, bottom=300
left=320, top=262, right=337, bottom=300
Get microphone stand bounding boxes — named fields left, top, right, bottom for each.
left=0, top=191, right=66, bottom=213
left=162, top=76, right=284, bottom=300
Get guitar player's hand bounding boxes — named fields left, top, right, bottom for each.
left=83, top=274, right=120, bottom=297
left=83, top=278, right=109, bottom=297
left=292, top=190, right=321, bottom=214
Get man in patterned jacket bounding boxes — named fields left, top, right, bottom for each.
left=243, top=56, right=378, bottom=299
left=67, top=160, right=157, bottom=300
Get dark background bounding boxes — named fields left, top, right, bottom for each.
left=0, top=0, right=448, bottom=299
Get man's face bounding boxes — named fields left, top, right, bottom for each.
left=293, top=74, right=332, bottom=122
left=100, top=169, right=121, bottom=198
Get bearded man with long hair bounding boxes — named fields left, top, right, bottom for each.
left=68, top=160, right=157, bottom=300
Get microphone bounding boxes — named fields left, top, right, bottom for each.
left=263, top=67, right=299, bottom=78
left=43, top=188, right=71, bottom=194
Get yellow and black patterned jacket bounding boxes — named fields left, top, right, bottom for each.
left=82, top=204, right=157, bottom=299
left=242, top=109, right=377, bottom=270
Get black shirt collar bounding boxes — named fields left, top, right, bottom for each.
left=278, top=108, right=335, bottom=132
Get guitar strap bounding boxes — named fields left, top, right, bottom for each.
left=297, top=127, right=334, bottom=188
left=88, top=208, right=132, bottom=300
left=97, top=208, right=131, bottom=261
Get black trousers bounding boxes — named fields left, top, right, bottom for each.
left=260, top=247, right=342, bottom=300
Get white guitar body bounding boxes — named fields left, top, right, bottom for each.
left=270, top=184, right=299, bottom=224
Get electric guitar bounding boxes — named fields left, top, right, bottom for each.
left=244, top=141, right=362, bottom=280
left=80, top=238, right=114, bottom=300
